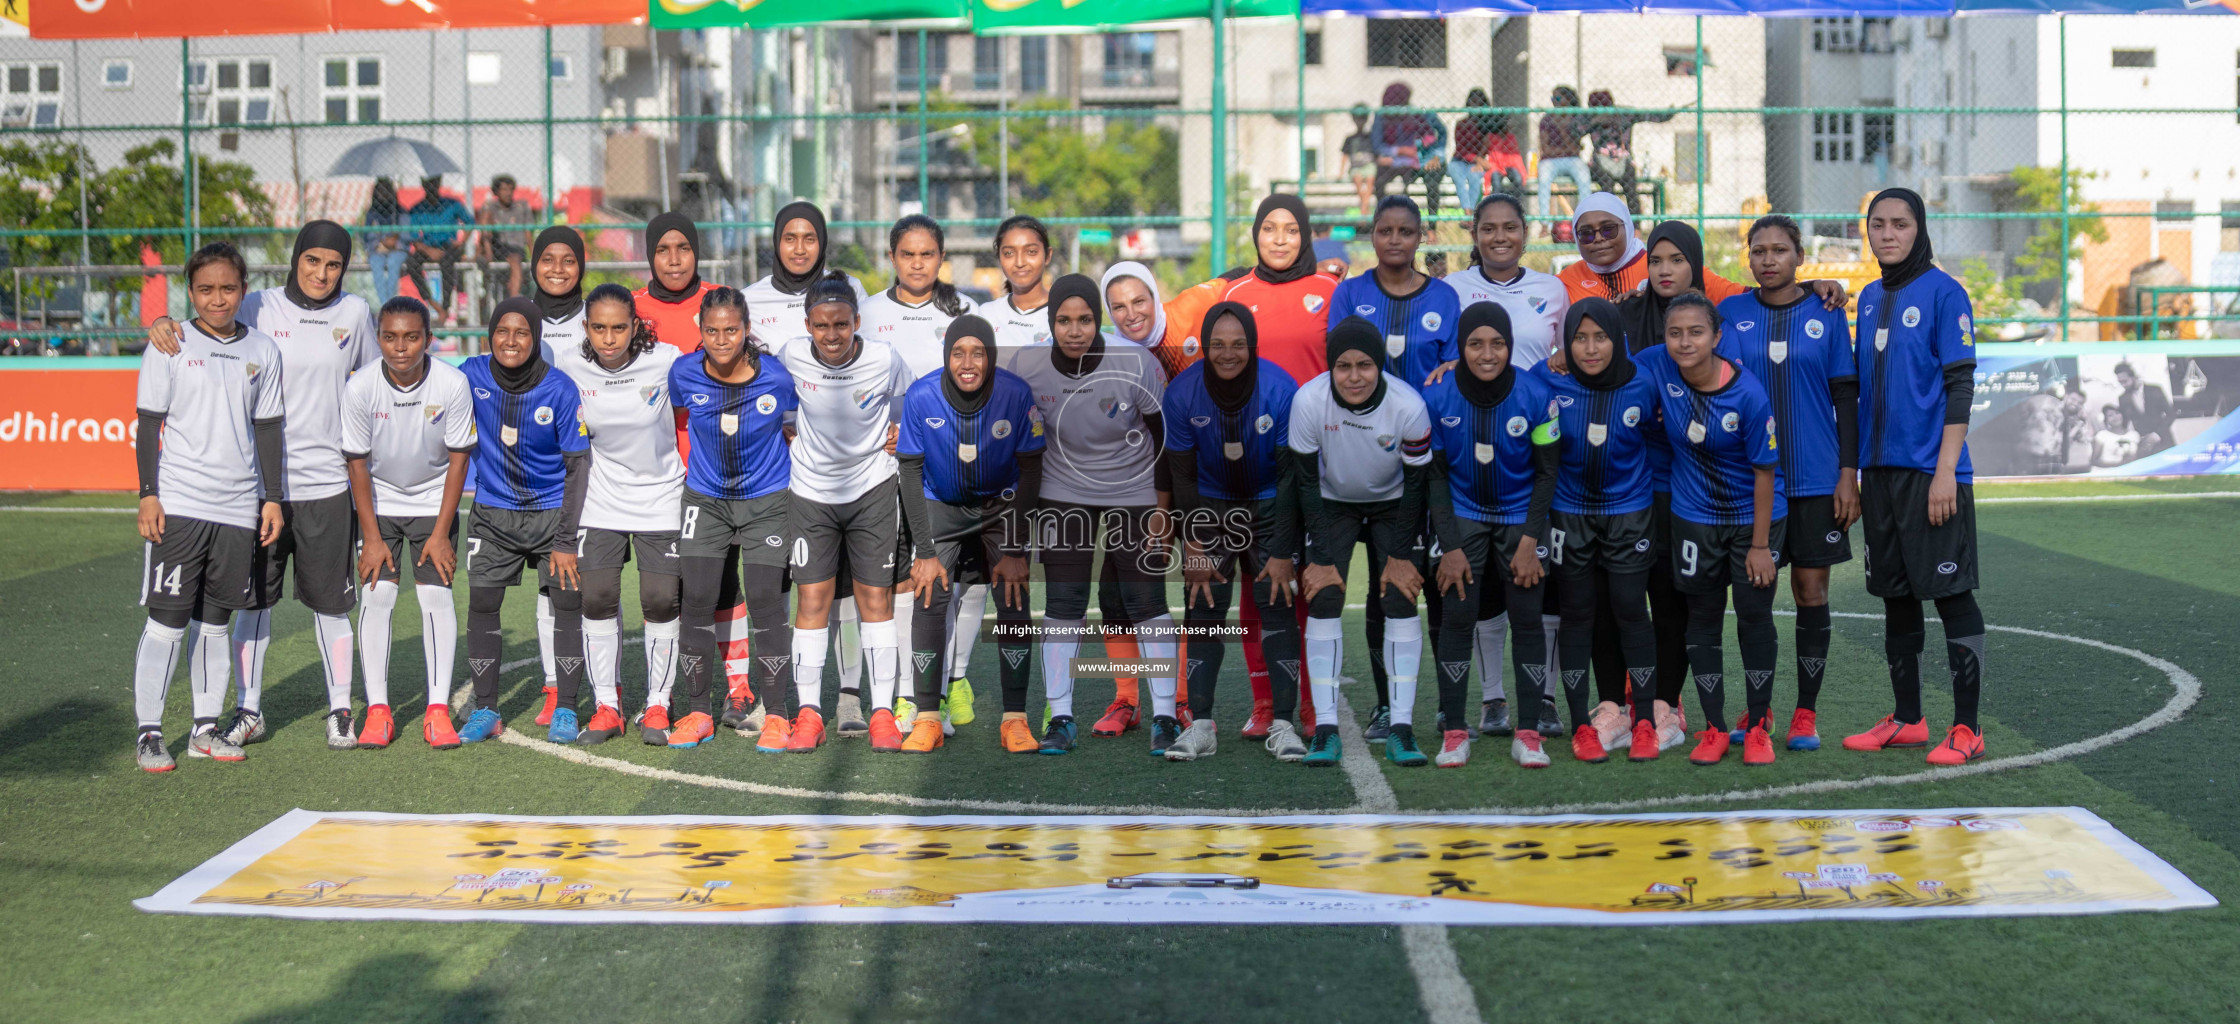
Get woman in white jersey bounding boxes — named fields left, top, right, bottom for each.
left=548, top=284, right=686, bottom=745
left=531, top=226, right=589, bottom=356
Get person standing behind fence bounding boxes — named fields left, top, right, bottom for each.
left=1449, top=88, right=1521, bottom=214
left=403, top=176, right=474, bottom=326
left=1585, top=91, right=1675, bottom=216
left=1535, top=87, right=1594, bottom=231
left=476, top=175, right=537, bottom=304
left=363, top=178, right=409, bottom=304
left=1372, top=83, right=1446, bottom=216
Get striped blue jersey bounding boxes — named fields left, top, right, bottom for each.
left=1420, top=370, right=1556, bottom=525
left=1326, top=272, right=1462, bottom=389
left=1534, top=363, right=1660, bottom=517
left=1638, top=347, right=1785, bottom=527
left=1857, top=267, right=1975, bottom=483
left=1718, top=291, right=1855, bottom=497
left=459, top=358, right=589, bottom=511
left=897, top=369, right=1046, bottom=505
left=1162, top=359, right=1299, bottom=503
left=670, top=352, right=796, bottom=501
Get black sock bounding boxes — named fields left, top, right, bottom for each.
left=550, top=588, right=585, bottom=710
left=1434, top=580, right=1478, bottom=729
left=1556, top=629, right=1592, bottom=727
left=1884, top=597, right=1926, bottom=724
left=1187, top=607, right=1226, bottom=721
left=1685, top=591, right=1729, bottom=733
left=1937, top=593, right=1986, bottom=731
left=1794, top=604, right=1832, bottom=711
left=467, top=588, right=505, bottom=711
left=1735, top=587, right=1778, bottom=726
left=1254, top=577, right=1302, bottom=723
left=910, top=584, right=952, bottom=711
left=1364, top=599, right=1390, bottom=707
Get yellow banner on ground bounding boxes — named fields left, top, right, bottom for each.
left=138, top=808, right=2214, bottom=926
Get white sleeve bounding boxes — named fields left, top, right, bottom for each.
left=253, top=348, right=286, bottom=420
left=349, top=302, right=381, bottom=370
left=1288, top=387, right=1323, bottom=454
left=340, top=381, right=372, bottom=456
left=1398, top=398, right=1434, bottom=468
left=441, top=375, right=478, bottom=450
left=135, top=348, right=175, bottom=414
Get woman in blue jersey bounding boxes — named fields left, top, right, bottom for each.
left=1164, top=302, right=1308, bottom=762
left=1533, top=297, right=1662, bottom=764
left=896, top=315, right=1045, bottom=755
left=456, top=297, right=592, bottom=745
left=665, top=287, right=798, bottom=751
left=1423, top=301, right=1560, bottom=768
left=1718, top=215, right=1859, bottom=752
left=1842, top=187, right=1988, bottom=767
left=1322, top=194, right=1460, bottom=741
left=1636, top=295, right=1785, bottom=766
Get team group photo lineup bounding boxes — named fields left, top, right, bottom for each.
left=127, top=179, right=1995, bottom=776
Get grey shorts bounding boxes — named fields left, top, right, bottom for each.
left=1549, top=507, right=1657, bottom=579
left=678, top=488, right=790, bottom=566
left=1669, top=516, right=1789, bottom=595
left=578, top=527, right=682, bottom=576
left=257, top=492, right=358, bottom=614
left=467, top=505, right=566, bottom=588
left=788, top=479, right=901, bottom=587
left=375, top=514, right=460, bottom=586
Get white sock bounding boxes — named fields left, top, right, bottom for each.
left=585, top=616, right=622, bottom=709
left=644, top=618, right=680, bottom=709
left=1138, top=614, right=1179, bottom=719
left=834, top=597, right=862, bottom=693
left=192, top=619, right=233, bottom=723
left=1305, top=615, right=1344, bottom=725
left=861, top=618, right=899, bottom=712
left=230, top=607, right=272, bottom=714
left=416, top=584, right=457, bottom=708
left=1543, top=613, right=1563, bottom=688
left=1042, top=618, right=1084, bottom=720
left=889, top=596, right=915, bottom=705
left=1383, top=614, right=1423, bottom=727
left=947, top=583, right=988, bottom=686
left=360, top=581, right=399, bottom=708
left=793, top=626, right=829, bottom=713
left=314, top=611, right=355, bottom=713
left=134, top=619, right=186, bottom=729
left=1474, top=615, right=1508, bottom=702
left=536, top=592, right=557, bottom=688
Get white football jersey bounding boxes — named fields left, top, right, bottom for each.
left=1005, top=340, right=1168, bottom=507
left=340, top=358, right=476, bottom=517
left=1288, top=373, right=1434, bottom=504
left=977, top=294, right=1051, bottom=352
left=238, top=287, right=378, bottom=501
left=777, top=336, right=913, bottom=505
left=550, top=344, right=685, bottom=532
left=742, top=273, right=869, bottom=354
left=857, top=288, right=959, bottom=381
left=540, top=307, right=588, bottom=362
left=1446, top=265, right=1569, bottom=371
left=136, top=321, right=287, bottom=529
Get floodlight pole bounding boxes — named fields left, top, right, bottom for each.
left=1211, top=0, right=1229, bottom=270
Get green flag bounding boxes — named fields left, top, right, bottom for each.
left=651, top=0, right=969, bottom=28
left=972, top=0, right=1298, bottom=32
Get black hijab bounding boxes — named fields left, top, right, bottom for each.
left=1869, top=187, right=1936, bottom=291
left=941, top=314, right=998, bottom=416
left=1046, top=273, right=1105, bottom=378
left=1250, top=194, right=1316, bottom=285
left=1326, top=315, right=1387, bottom=412
left=642, top=212, right=701, bottom=303
left=770, top=201, right=830, bottom=296
left=487, top=296, right=548, bottom=395
left=1620, top=220, right=1706, bottom=356
left=283, top=220, right=354, bottom=311
left=1563, top=297, right=1634, bottom=392
left=1454, top=301, right=1515, bottom=408
left=531, top=225, right=586, bottom=323
left=1201, top=301, right=1258, bottom=413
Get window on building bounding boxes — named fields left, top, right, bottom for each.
left=467, top=52, right=502, bottom=86
left=102, top=60, right=132, bottom=89
left=1675, top=131, right=1710, bottom=184
left=1304, top=31, right=1323, bottom=66
left=185, top=57, right=272, bottom=128
left=1862, top=105, right=1895, bottom=163
left=1812, top=112, right=1855, bottom=163
left=1662, top=45, right=1705, bottom=77
left=1811, top=17, right=1894, bottom=54
left=2112, top=48, right=2155, bottom=68
left=1019, top=36, right=1048, bottom=94
left=322, top=56, right=382, bottom=124
left=2219, top=200, right=2240, bottom=251
left=1366, top=20, right=1444, bottom=69
left=0, top=61, right=61, bottom=129
left=897, top=31, right=951, bottom=89
left=973, top=36, right=1003, bottom=90
left=2155, top=200, right=2193, bottom=224
left=549, top=55, right=574, bottom=81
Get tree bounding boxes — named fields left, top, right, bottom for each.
left=92, top=138, right=275, bottom=268
left=2006, top=165, right=2104, bottom=289
left=944, top=97, right=1181, bottom=228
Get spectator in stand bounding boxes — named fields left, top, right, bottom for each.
left=2115, top=362, right=2174, bottom=454
left=363, top=177, right=409, bottom=303
left=1586, top=90, right=1676, bottom=215
left=1449, top=88, right=1522, bottom=214
left=1536, top=87, right=1594, bottom=231
left=1372, top=82, right=1447, bottom=215
left=403, top=175, right=474, bottom=325
left=1342, top=105, right=1378, bottom=217
left=476, top=174, right=537, bottom=303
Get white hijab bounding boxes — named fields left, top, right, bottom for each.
left=1573, top=191, right=1644, bottom=275
left=1098, top=260, right=1167, bottom=346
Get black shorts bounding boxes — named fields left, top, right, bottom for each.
left=1186, top=497, right=1283, bottom=581
left=467, top=506, right=567, bottom=588
left=376, top=514, right=460, bottom=587
left=917, top=498, right=1016, bottom=584
left=1450, top=517, right=1549, bottom=586
left=578, top=527, right=682, bottom=576
left=1310, top=498, right=1418, bottom=618
left=255, top=492, right=358, bottom=614
left=143, top=515, right=259, bottom=615
left=788, top=479, right=901, bottom=587
left=1860, top=467, right=1977, bottom=600
left=1669, top=516, right=1788, bottom=595
left=679, top=488, right=790, bottom=566
left=1548, top=507, right=1656, bottom=578
left=1783, top=493, right=1854, bottom=569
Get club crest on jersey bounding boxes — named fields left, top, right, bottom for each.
left=1766, top=418, right=1777, bottom=448
left=1440, top=415, right=1462, bottom=428
left=1099, top=396, right=1119, bottom=418
left=958, top=443, right=977, bottom=463
left=1769, top=340, right=1789, bottom=363
left=474, top=386, right=492, bottom=400
left=1224, top=441, right=1244, bottom=460
left=719, top=413, right=739, bottom=436
left=1805, top=318, right=1825, bottom=340
left=1530, top=297, right=1548, bottom=314
left=1421, top=311, right=1442, bottom=332
left=924, top=417, right=945, bottom=429
left=424, top=404, right=444, bottom=422
left=1687, top=420, right=1707, bottom=444
left=500, top=425, right=519, bottom=447
left=332, top=327, right=350, bottom=347
left=1304, top=294, right=1324, bottom=313
left=1959, top=313, right=1974, bottom=347
left=1182, top=337, right=1200, bottom=357
left=1255, top=413, right=1274, bottom=435
left=1587, top=423, right=1608, bottom=446
left=1506, top=415, right=1528, bottom=437
left=1474, top=442, right=1495, bottom=464
left=755, top=394, right=778, bottom=415
left=1034, top=332, right=1050, bottom=346
left=853, top=386, right=878, bottom=409
left=1191, top=415, right=1212, bottom=427
left=1721, top=411, right=1741, bottom=433
left=1736, top=320, right=1756, bottom=332
left=640, top=385, right=663, bottom=406
left=1902, top=306, right=1921, bottom=328
left=1622, top=406, right=1641, bottom=427
left=1385, top=334, right=1406, bottom=360
left=1376, top=434, right=1397, bottom=452
left=991, top=419, right=1013, bottom=440
left=534, top=406, right=555, bottom=425
left=246, top=361, right=263, bottom=378
left=1875, top=328, right=1889, bottom=352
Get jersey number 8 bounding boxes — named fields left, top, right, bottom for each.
left=681, top=506, right=700, bottom=540
left=1547, top=529, right=1566, bottom=566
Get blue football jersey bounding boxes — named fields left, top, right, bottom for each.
left=669, top=352, right=796, bottom=501
left=898, top=368, right=1046, bottom=504
left=1326, top=272, right=1462, bottom=390
left=1421, top=370, right=1555, bottom=524
left=1718, top=291, right=1856, bottom=497
left=460, top=358, right=588, bottom=511
left=1639, top=347, right=1786, bottom=527
left=1162, top=360, right=1299, bottom=503
left=1856, top=267, right=1975, bottom=483
left=1534, top=363, right=1660, bottom=516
